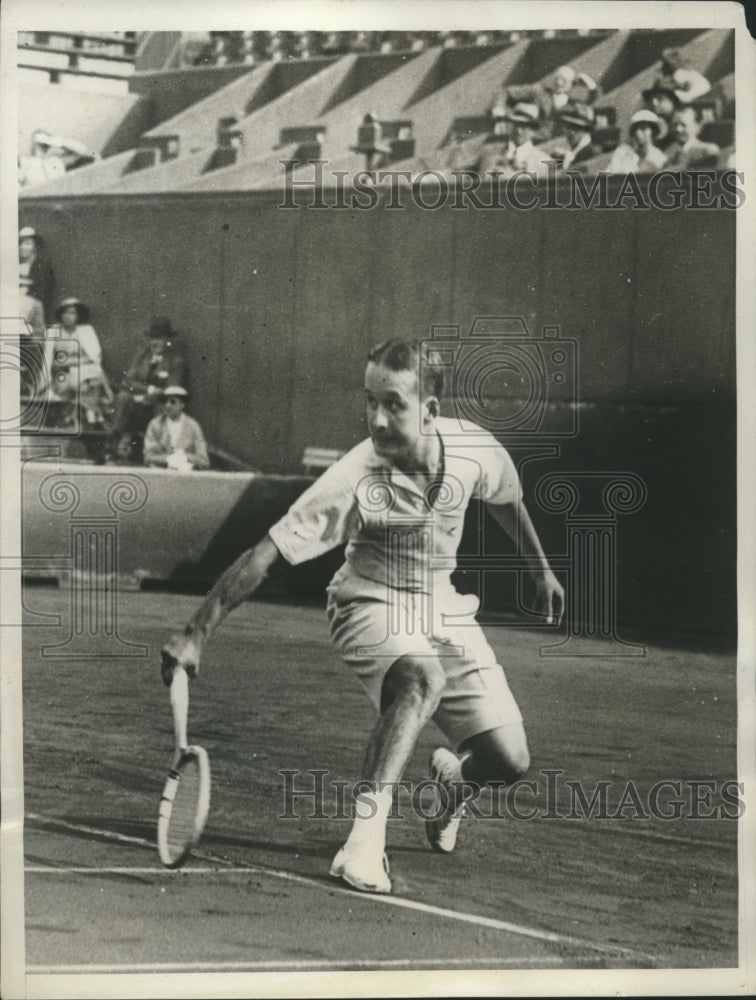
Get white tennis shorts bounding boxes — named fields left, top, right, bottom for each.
left=326, top=569, right=523, bottom=748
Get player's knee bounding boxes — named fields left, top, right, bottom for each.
left=503, top=745, right=530, bottom=783
left=464, top=731, right=530, bottom=784
left=388, top=655, right=445, bottom=708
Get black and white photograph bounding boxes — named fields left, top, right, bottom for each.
left=1, top=1, right=754, bottom=997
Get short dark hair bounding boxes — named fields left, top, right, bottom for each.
left=675, top=104, right=702, bottom=124
left=367, top=339, right=444, bottom=399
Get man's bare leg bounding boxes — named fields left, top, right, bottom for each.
left=362, top=654, right=446, bottom=783
left=331, top=655, right=445, bottom=893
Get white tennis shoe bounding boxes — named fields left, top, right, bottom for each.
left=425, top=747, right=468, bottom=854
left=330, top=843, right=392, bottom=894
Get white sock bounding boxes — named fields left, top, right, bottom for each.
left=343, top=787, right=393, bottom=853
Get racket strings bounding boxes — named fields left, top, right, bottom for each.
left=166, top=757, right=202, bottom=858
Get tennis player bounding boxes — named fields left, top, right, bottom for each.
left=162, top=339, right=564, bottom=894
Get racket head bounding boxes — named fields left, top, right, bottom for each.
left=157, top=745, right=211, bottom=868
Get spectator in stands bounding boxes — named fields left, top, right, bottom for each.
left=570, top=72, right=600, bottom=106
left=19, top=275, right=45, bottom=341
left=18, top=129, right=66, bottom=188
left=18, top=226, right=55, bottom=323
left=478, top=103, right=547, bottom=178
left=109, top=431, right=142, bottom=466
left=19, top=276, right=47, bottom=400
left=353, top=113, right=391, bottom=171
left=607, top=110, right=666, bottom=174
left=641, top=78, right=681, bottom=152
left=112, top=316, right=187, bottom=441
left=664, top=106, right=720, bottom=169
left=49, top=297, right=113, bottom=426
left=550, top=104, right=598, bottom=171
left=505, top=65, right=576, bottom=139
left=53, top=136, right=97, bottom=172
left=143, top=386, right=209, bottom=471
left=659, top=48, right=711, bottom=104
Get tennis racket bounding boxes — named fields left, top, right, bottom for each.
left=157, top=665, right=211, bottom=868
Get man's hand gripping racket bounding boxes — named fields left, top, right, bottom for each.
left=157, top=644, right=211, bottom=869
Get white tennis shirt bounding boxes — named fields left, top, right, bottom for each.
left=269, top=417, right=521, bottom=595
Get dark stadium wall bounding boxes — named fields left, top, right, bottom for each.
left=19, top=187, right=736, bottom=636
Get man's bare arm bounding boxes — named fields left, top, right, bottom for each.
left=487, top=500, right=564, bottom=626
left=161, top=534, right=280, bottom=683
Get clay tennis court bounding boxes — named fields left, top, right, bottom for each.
left=21, top=584, right=739, bottom=981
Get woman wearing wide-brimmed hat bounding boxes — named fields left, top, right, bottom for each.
left=608, top=110, right=667, bottom=175
left=48, top=297, right=113, bottom=424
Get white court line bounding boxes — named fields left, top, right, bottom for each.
left=27, top=957, right=565, bottom=974
left=26, top=814, right=154, bottom=849
left=25, top=813, right=652, bottom=964
left=26, top=866, right=260, bottom=874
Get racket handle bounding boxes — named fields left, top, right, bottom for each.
left=169, top=666, right=190, bottom=752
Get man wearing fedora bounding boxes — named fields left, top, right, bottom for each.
left=143, top=386, right=209, bottom=471
left=551, top=103, right=598, bottom=171
left=112, top=316, right=188, bottom=443
left=478, top=102, right=547, bottom=178
left=608, top=110, right=667, bottom=175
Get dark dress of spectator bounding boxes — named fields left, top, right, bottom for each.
left=112, top=316, right=188, bottom=439
left=608, top=110, right=666, bottom=174
left=19, top=226, right=55, bottom=323
left=665, top=106, right=720, bottom=169
left=109, top=432, right=142, bottom=465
